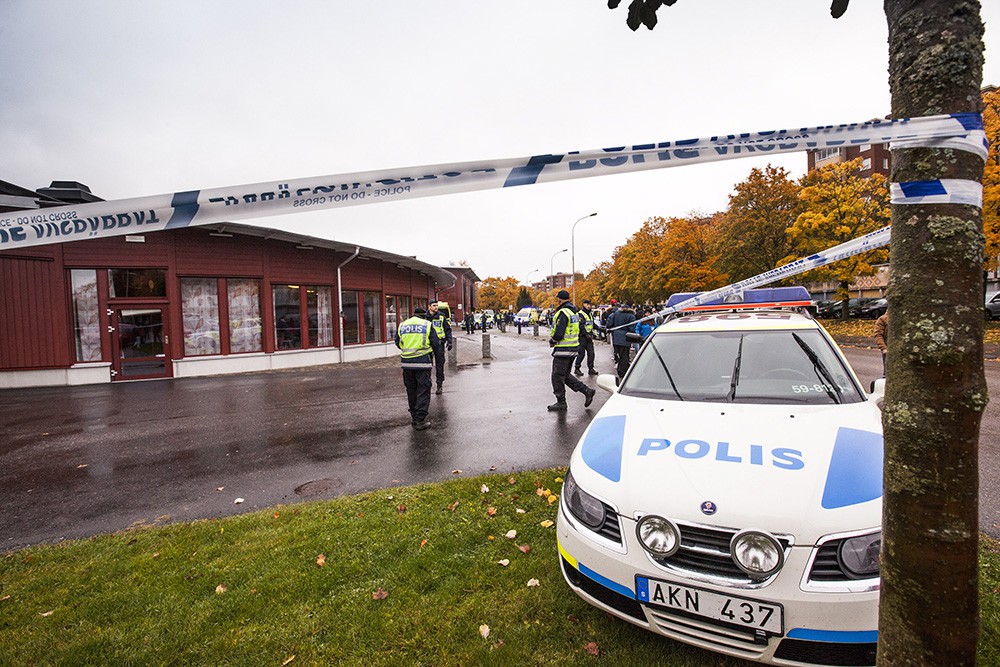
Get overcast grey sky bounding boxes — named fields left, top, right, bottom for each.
left=2, top=1, right=998, bottom=283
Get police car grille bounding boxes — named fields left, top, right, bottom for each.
left=807, top=540, right=856, bottom=581
left=654, top=524, right=790, bottom=583
left=596, top=504, right=622, bottom=544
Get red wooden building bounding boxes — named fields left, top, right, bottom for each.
left=0, top=184, right=454, bottom=388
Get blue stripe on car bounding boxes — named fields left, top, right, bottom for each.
left=582, top=415, right=626, bottom=482
left=821, top=427, right=883, bottom=509
left=787, top=628, right=878, bottom=643
left=578, top=562, right=635, bottom=599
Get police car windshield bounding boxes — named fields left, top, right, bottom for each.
left=621, top=329, right=863, bottom=404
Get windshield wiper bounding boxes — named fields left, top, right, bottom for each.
left=728, top=335, right=744, bottom=402
left=792, top=333, right=842, bottom=404
left=649, top=341, right=684, bottom=401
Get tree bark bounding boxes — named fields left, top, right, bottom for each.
left=879, top=2, right=986, bottom=665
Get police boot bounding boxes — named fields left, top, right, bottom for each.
left=435, top=384, right=443, bottom=395
left=573, top=367, right=583, bottom=376
left=547, top=401, right=568, bottom=412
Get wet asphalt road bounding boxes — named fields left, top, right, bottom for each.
left=1, top=329, right=997, bottom=551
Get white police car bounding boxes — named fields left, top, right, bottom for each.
left=557, top=287, right=884, bottom=666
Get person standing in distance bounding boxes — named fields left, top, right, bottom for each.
left=548, top=290, right=596, bottom=412
left=873, top=308, right=889, bottom=377
left=394, top=306, right=441, bottom=430
left=574, top=299, right=599, bottom=376
left=608, top=303, right=637, bottom=380
left=427, top=301, right=453, bottom=395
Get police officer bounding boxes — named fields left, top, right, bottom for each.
left=548, top=290, right=596, bottom=412
left=394, top=306, right=441, bottom=430
left=574, top=299, right=599, bottom=377
left=427, top=301, right=453, bottom=394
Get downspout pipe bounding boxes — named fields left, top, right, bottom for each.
left=337, top=246, right=361, bottom=364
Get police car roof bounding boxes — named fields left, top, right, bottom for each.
left=657, top=308, right=819, bottom=334
left=666, top=286, right=812, bottom=310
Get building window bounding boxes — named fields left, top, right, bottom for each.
left=70, top=269, right=101, bottom=362
left=815, top=147, right=840, bottom=162
left=273, top=285, right=302, bottom=349
left=859, top=143, right=871, bottom=152
left=883, top=158, right=889, bottom=170
left=181, top=278, right=221, bottom=356
left=108, top=268, right=166, bottom=298
left=862, top=157, right=872, bottom=171
left=228, top=279, right=262, bottom=353
left=413, top=297, right=428, bottom=312
left=363, top=291, right=382, bottom=343
left=307, top=286, right=334, bottom=347
left=342, top=290, right=359, bottom=344
left=386, top=295, right=411, bottom=340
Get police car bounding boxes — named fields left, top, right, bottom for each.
left=557, top=287, right=884, bottom=666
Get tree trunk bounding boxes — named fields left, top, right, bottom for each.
left=879, top=2, right=986, bottom=665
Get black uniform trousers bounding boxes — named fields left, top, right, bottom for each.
left=551, top=354, right=588, bottom=402
left=613, top=344, right=632, bottom=378
left=575, top=336, right=595, bottom=372
left=402, top=366, right=432, bottom=422
left=431, top=343, right=446, bottom=386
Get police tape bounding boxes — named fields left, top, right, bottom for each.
left=0, top=113, right=986, bottom=250
left=614, top=227, right=892, bottom=330
left=890, top=179, right=983, bottom=207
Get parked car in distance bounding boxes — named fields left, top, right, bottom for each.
left=986, top=293, right=1000, bottom=321
left=816, top=298, right=876, bottom=319
left=514, top=307, right=539, bottom=325
left=858, top=298, right=887, bottom=319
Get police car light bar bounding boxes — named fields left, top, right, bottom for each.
left=666, top=287, right=813, bottom=312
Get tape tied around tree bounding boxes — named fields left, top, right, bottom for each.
left=889, top=180, right=983, bottom=208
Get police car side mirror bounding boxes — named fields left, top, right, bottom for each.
left=597, top=374, right=618, bottom=393
left=869, top=378, right=885, bottom=402
left=625, top=332, right=644, bottom=344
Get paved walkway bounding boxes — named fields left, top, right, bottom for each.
left=2, top=327, right=997, bottom=551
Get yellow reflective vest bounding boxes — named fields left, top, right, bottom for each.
left=396, top=316, right=433, bottom=368
left=552, top=305, right=580, bottom=357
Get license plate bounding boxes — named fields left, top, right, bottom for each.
left=635, top=576, right=784, bottom=635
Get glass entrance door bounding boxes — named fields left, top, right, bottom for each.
left=111, top=307, right=171, bottom=380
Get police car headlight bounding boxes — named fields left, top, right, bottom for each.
left=563, top=472, right=605, bottom=529
left=731, top=530, right=783, bottom=578
left=839, top=532, right=881, bottom=578
left=636, top=515, right=681, bottom=557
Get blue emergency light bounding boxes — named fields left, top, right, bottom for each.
left=666, top=286, right=812, bottom=310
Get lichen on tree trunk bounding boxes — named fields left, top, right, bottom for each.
left=879, top=1, right=986, bottom=665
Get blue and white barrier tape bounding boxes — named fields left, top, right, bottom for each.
left=0, top=112, right=986, bottom=250
left=890, top=179, right=983, bottom=207
left=617, top=227, right=892, bottom=329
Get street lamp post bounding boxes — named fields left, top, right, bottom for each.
left=525, top=269, right=539, bottom=287
left=571, top=212, right=597, bottom=304
left=550, top=248, right=568, bottom=292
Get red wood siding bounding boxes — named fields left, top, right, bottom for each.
left=61, top=233, right=169, bottom=267
left=173, top=230, right=265, bottom=277
left=268, top=245, right=337, bottom=284
left=342, top=257, right=383, bottom=288
left=0, top=255, right=66, bottom=369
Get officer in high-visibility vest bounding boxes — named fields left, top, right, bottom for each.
left=394, top=306, right=442, bottom=430
left=547, top=290, right=596, bottom=412
left=427, top=301, right=453, bottom=394
left=574, top=299, right=599, bottom=377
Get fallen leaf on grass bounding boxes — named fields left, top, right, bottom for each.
left=497, top=559, right=510, bottom=567
left=554, top=477, right=564, bottom=483
left=152, top=552, right=160, bottom=559
left=487, top=507, right=497, bottom=517
left=527, top=578, right=540, bottom=587
left=447, top=500, right=460, bottom=512
left=505, top=530, right=517, bottom=539
left=518, top=544, right=532, bottom=555
left=489, top=465, right=497, bottom=471
left=316, top=554, right=326, bottom=567
left=491, top=640, right=505, bottom=650
left=508, top=476, right=516, bottom=484
left=372, top=587, right=389, bottom=600
left=585, top=641, right=600, bottom=656
left=0, top=595, right=11, bottom=602
left=452, top=469, right=463, bottom=475
left=481, top=484, right=490, bottom=494
left=215, top=584, right=227, bottom=594
left=273, top=512, right=280, bottom=519
left=420, top=539, right=428, bottom=548
left=39, top=610, right=54, bottom=617
left=539, top=520, right=554, bottom=528
left=487, top=535, right=495, bottom=541
left=515, top=508, right=526, bottom=514
left=548, top=495, right=558, bottom=505
left=282, top=655, right=296, bottom=665
left=397, top=504, right=407, bottom=514
left=479, top=624, right=490, bottom=639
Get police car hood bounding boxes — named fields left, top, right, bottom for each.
left=570, top=393, right=883, bottom=544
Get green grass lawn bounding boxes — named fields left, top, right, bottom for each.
left=2, top=469, right=998, bottom=666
